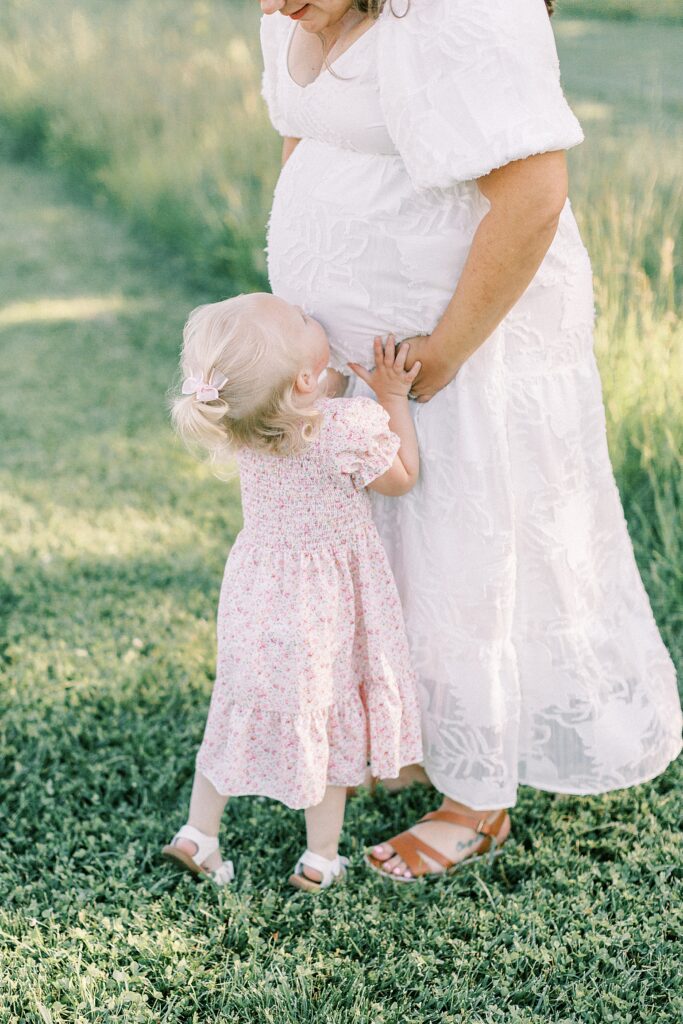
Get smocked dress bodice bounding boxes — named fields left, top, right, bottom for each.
left=195, top=397, right=423, bottom=809
left=273, top=19, right=395, bottom=157
left=237, top=399, right=386, bottom=549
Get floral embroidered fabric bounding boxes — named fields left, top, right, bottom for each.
left=259, top=0, right=682, bottom=808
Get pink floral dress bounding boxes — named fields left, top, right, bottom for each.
left=195, top=397, right=423, bottom=810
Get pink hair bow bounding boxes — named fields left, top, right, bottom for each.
left=181, top=369, right=228, bottom=403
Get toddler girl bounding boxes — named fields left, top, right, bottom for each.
left=162, top=292, right=423, bottom=892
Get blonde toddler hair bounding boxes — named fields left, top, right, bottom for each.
left=171, top=294, right=321, bottom=462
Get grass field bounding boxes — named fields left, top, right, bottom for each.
left=0, top=0, right=278, bottom=293
left=0, top=3, right=682, bottom=1022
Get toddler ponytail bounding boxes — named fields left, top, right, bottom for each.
left=171, top=388, right=233, bottom=465
left=170, top=295, right=322, bottom=465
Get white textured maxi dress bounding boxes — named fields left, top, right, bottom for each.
left=260, top=0, right=682, bottom=810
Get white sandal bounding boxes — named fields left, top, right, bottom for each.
left=288, top=850, right=350, bottom=893
left=161, top=824, right=235, bottom=887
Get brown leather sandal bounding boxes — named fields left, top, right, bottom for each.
left=364, top=808, right=511, bottom=883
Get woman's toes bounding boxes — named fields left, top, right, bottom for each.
left=371, top=843, right=394, bottom=862
left=390, top=859, right=412, bottom=879
left=370, top=844, right=413, bottom=877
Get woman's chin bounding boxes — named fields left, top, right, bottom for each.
left=289, top=4, right=314, bottom=26
left=294, top=7, right=330, bottom=31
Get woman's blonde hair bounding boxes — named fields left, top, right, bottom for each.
left=170, top=294, right=321, bottom=463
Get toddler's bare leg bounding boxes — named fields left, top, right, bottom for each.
left=172, top=769, right=229, bottom=872
left=302, top=785, right=347, bottom=882
left=188, top=770, right=229, bottom=835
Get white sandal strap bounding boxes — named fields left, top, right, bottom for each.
left=174, top=824, right=219, bottom=868
left=294, top=850, right=350, bottom=889
left=211, top=860, right=235, bottom=886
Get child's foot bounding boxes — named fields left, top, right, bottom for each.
left=289, top=850, right=350, bottom=892
left=172, top=836, right=223, bottom=872
left=161, top=824, right=234, bottom=885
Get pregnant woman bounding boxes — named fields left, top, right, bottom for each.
left=258, top=0, right=682, bottom=880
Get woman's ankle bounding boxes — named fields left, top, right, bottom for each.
left=440, top=797, right=496, bottom=818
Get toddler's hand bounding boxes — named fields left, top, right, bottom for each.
left=348, top=336, right=421, bottom=403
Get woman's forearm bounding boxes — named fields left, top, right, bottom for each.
left=428, top=151, right=569, bottom=372
left=430, top=207, right=560, bottom=369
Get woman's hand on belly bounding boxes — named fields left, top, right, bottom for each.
left=399, top=335, right=461, bottom=403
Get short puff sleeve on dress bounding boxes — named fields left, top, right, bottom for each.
left=260, top=13, right=293, bottom=136
left=377, top=0, right=585, bottom=190
left=325, top=398, right=401, bottom=490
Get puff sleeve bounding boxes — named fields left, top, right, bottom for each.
left=377, top=0, right=584, bottom=190
left=259, top=13, right=292, bottom=136
left=327, top=398, right=401, bottom=489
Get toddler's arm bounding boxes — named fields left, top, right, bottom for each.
left=348, top=337, right=420, bottom=497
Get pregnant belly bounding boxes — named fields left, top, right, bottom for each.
left=267, top=139, right=485, bottom=371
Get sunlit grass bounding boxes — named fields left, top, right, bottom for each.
left=0, top=5, right=681, bottom=1022
left=0, top=295, right=156, bottom=325
left=1, top=4, right=681, bottom=469
left=0, top=0, right=276, bottom=290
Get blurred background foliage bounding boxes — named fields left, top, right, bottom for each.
left=0, top=0, right=681, bottom=494
left=0, top=0, right=277, bottom=291
left=562, top=0, right=683, bottom=20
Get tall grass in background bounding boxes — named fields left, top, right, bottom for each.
left=0, top=0, right=681, bottom=635
left=562, top=0, right=683, bottom=22
left=0, top=1, right=680, bottom=304
left=0, top=0, right=274, bottom=291
left=572, top=137, right=683, bottom=644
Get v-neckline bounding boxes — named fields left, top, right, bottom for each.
left=284, top=16, right=377, bottom=90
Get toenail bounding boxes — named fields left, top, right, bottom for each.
left=373, top=845, right=383, bottom=854
left=393, top=867, right=403, bottom=875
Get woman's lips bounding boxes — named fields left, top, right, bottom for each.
left=289, top=4, right=310, bottom=19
